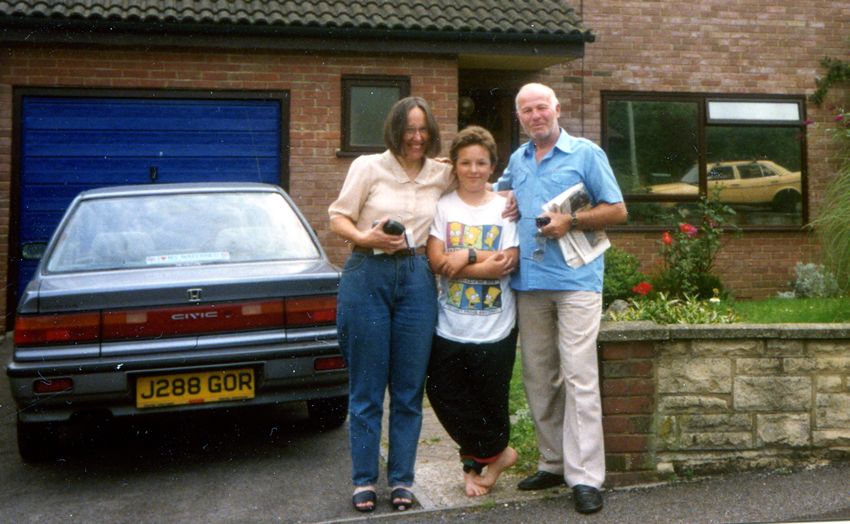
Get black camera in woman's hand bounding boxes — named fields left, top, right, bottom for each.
left=535, top=216, right=551, bottom=228
left=382, top=219, right=405, bottom=236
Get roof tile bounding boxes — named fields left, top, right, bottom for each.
left=0, top=0, right=590, bottom=37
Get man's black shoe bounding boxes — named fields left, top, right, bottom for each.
left=572, top=484, right=603, bottom=514
left=517, top=471, right=564, bottom=491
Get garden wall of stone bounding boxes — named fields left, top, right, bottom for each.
left=599, top=322, right=850, bottom=486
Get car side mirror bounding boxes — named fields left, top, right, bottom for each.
left=22, top=242, right=47, bottom=260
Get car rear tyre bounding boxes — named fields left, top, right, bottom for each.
left=307, top=395, right=348, bottom=430
left=17, top=419, right=60, bottom=462
left=772, top=190, right=801, bottom=213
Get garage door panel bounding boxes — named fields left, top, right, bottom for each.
left=16, top=95, right=284, bottom=301
left=20, top=185, right=107, bottom=214
left=19, top=210, right=66, bottom=240
left=24, top=99, right=279, bottom=132
left=23, top=130, right=279, bottom=157
left=23, top=157, right=279, bottom=184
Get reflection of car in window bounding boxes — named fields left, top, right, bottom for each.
left=708, top=166, right=734, bottom=181
left=647, top=160, right=801, bottom=212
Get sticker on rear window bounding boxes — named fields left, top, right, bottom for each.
left=145, top=252, right=231, bottom=265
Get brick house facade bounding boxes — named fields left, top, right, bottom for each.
left=572, top=0, right=848, bottom=299
left=0, top=1, right=848, bottom=330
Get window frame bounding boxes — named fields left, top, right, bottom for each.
left=340, top=75, right=410, bottom=155
left=601, top=91, right=808, bottom=231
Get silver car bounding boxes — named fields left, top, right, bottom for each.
left=7, top=183, right=347, bottom=461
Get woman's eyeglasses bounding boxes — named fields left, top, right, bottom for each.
left=403, top=127, right=429, bottom=138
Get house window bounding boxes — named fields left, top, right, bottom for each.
left=602, top=93, right=806, bottom=229
left=341, top=76, right=410, bottom=153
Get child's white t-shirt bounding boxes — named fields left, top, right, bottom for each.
left=429, top=191, right=519, bottom=343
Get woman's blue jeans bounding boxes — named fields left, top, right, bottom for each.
left=337, top=251, right=438, bottom=487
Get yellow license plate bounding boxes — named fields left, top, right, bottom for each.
left=136, top=368, right=255, bottom=409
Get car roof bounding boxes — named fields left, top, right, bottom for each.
left=77, top=182, right=283, bottom=200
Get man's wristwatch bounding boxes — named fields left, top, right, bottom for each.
left=468, top=248, right=477, bottom=264
left=570, top=211, right=579, bottom=229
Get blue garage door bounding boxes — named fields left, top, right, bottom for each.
left=18, top=96, right=282, bottom=297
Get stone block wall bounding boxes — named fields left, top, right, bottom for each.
left=599, top=322, right=850, bottom=486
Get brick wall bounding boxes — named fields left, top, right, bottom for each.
left=601, top=340, right=657, bottom=485
left=538, top=1, right=850, bottom=299
left=599, top=321, right=850, bottom=487
left=0, top=44, right=458, bottom=323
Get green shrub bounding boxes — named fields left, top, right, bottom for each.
left=608, top=293, right=739, bottom=324
left=792, top=262, right=842, bottom=298
left=603, top=247, right=648, bottom=306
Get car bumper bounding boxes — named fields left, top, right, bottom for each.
left=6, top=329, right=348, bottom=423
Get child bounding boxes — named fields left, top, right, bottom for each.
left=426, top=126, right=519, bottom=496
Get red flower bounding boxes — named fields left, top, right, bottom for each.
left=835, top=114, right=845, bottom=122
left=662, top=231, right=673, bottom=245
left=679, top=223, right=698, bottom=237
left=632, top=281, right=653, bottom=296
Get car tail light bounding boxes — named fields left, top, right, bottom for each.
left=15, top=295, right=337, bottom=346
left=14, top=312, right=101, bottom=346
left=314, top=356, right=346, bottom=371
left=102, top=300, right=285, bottom=340
left=33, top=377, right=74, bottom=394
left=285, top=295, right=337, bottom=326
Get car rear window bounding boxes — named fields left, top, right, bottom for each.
left=46, top=191, right=321, bottom=272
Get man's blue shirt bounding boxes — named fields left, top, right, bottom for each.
left=495, top=130, right=623, bottom=293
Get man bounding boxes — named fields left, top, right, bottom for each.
left=494, top=83, right=627, bottom=514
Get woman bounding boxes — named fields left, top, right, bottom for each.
left=425, top=126, right=519, bottom=497
left=328, top=96, right=452, bottom=512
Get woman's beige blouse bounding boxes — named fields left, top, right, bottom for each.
left=329, top=150, right=453, bottom=248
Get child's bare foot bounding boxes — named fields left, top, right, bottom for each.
left=464, top=470, right=490, bottom=497
left=473, top=446, right=518, bottom=489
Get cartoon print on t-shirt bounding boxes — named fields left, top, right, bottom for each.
left=448, top=281, right=463, bottom=307
left=441, top=218, right=509, bottom=314
left=463, top=225, right=482, bottom=249
left=448, top=222, right=463, bottom=248
left=484, top=286, right=502, bottom=308
left=445, top=222, right=503, bottom=252
left=463, top=286, right=481, bottom=309
left=483, top=225, right=501, bottom=250
left=445, top=281, right=504, bottom=313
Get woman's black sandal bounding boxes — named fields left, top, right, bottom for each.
left=351, top=489, right=376, bottom=513
left=390, top=487, right=415, bottom=511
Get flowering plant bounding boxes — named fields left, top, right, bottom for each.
left=632, top=281, right=653, bottom=296
left=654, top=194, right=736, bottom=299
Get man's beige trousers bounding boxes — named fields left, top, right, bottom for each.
left=517, top=290, right=606, bottom=489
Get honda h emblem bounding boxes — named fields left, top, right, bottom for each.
left=187, top=288, right=202, bottom=302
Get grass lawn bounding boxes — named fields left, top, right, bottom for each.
left=508, top=356, right=539, bottom=476
left=730, top=296, right=850, bottom=323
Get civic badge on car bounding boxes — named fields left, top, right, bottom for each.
left=187, top=288, right=202, bottom=302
